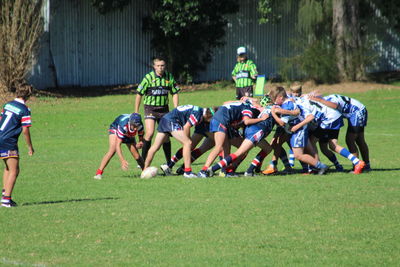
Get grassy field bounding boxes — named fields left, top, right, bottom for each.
left=1, top=85, right=399, bottom=266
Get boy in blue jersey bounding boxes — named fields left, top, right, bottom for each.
left=1, top=85, right=34, bottom=208
left=307, top=93, right=367, bottom=174
left=143, top=105, right=214, bottom=178
left=94, top=113, right=145, bottom=179
left=198, top=101, right=267, bottom=177
left=309, top=93, right=370, bottom=172
left=269, top=87, right=330, bottom=175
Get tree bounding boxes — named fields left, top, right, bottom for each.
left=0, top=0, right=44, bottom=93
left=143, top=0, right=239, bottom=83
left=258, top=0, right=373, bottom=82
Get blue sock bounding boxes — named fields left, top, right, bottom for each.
left=339, top=148, right=360, bottom=165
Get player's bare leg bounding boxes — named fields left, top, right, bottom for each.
left=203, top=132, right=226, bottom=168
left=1, top=158, right=19, bottom=207
left=144, top=132, right=168, bottom=169
left=170, top=131, right=193, bottom=174
left=318, top=141, right=343, bottom=171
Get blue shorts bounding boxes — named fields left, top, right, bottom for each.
left=209, top=118, right=227, bottom=134
left=157, top=116, right=183, bottom=133
left=0, top=149, right=19, bottom=159
left=245, top=125, right=265, bottom=145
left=290, top=126, right=309, bottom=148
left=348, top=108, right=367, bottom=127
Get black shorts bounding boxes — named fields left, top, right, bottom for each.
left=236, top=86, right=253, bottom=100
left=144, top=105, right=169, bottom=122
left=312, top=127, right=339, bottom=143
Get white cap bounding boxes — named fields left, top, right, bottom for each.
left=237, top=46, right=247, bottom=55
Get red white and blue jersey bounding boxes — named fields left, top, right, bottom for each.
left=213, top=102, right=258, bottom=127
left=165, top=105, right=204, bottom=127
left=109, top=114, right=144, bottom=141
left=0, top=99, right=31, bottom=150
left=324, top=94, right=365, bottom=118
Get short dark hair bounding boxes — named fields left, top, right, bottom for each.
left=16, top=84, right=33, bottom=100
left=152, top=56, right=166, bottom=64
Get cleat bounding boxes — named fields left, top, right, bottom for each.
left=93, top=174, right=102, bottom=180
left=1, top=199, right=17, bottom=208
left=244, top=171, right=255, bottom=177
left=317, top=164, right=329, bottom=175
left=225, top=172, right=239, bottom=178
left=282, top=167, right=294, bottom=174
left=175, top=166, right=184, bottom=175
left=183, top=172, right=197, bottom=178
left=262, top=165, right=278, bottom=175
left=364, top=164, right=371, bottom=172
left=219, top=171, right=226, bottom=177
left=160, top=164, right=172, bottom=176
left=335, top=164, right=344, bottom=172
left=353, top=160, right=366, bottom=174
left=197, top=170, right=210, bottom=178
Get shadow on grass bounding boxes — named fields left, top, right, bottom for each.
left=21, top=197, right=119, bottom=206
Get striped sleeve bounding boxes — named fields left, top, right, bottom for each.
left=169, top=73, right=180, bottom=94
left=116, top=125, right=127, bottom=139
left=241, top=109, right=253, bottom=118
left=137, top=74, right=150, bottom=95
left=21, top=108, right=31, bottom=127
left=249, top=61, right=258, bottom=77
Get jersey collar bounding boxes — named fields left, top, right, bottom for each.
left=14, top=98, right=25, bottom=104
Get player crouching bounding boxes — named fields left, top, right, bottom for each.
left=94, top=113, right=145, bottom=179
left=143, top=105, right=214, bottom=178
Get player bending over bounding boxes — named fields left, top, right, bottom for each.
left=94, top=113, right=145, bottom=179
left=207, top=105, right=275, bottom=177
left=143, top=105, right=214, bottom=178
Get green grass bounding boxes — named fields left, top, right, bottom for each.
left=1, top=86, right=399, bottom=266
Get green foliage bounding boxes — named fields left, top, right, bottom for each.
left=91, top=0, right=131, bottom=14
left=143, top=0, right=239, bottom=84
left=258, top=0, right=294, bottom=24
left=0, top=88, right=399, bottom=265
left=280, top=37, right=339, bottom=83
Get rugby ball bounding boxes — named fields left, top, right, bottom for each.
left=140, top=166, right=158, bottom=179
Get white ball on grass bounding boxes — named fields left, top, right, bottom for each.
left=140, top=166, right=158, bottom=179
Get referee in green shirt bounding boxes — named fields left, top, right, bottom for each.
left=135, top=57, right=180, bottom=164
left=231, top=46, right=258, bottom=100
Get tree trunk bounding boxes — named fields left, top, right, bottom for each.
left=332, top=0, right=366, bottom=81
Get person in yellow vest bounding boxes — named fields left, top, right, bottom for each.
left=231, top=46, right=258, bottom=100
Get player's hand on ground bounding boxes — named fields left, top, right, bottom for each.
left=28, top=147, right=34, bottom=156
left=136, top=141, right=143, bottom=149
left=121, top=160, right=129, bottom=170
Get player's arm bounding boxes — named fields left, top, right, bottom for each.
left=135, top=94, right=142, bottom=114
left=308, top=96, right=338, bottom=109
left=291, top=114, right=315, bottom=133
left=22, top=126, right=34, bottom=156
left=250, top=62, right=258, bottom=80
left=271, top=106, right=285, bottom=127
left=274, top=106, right=300, bottom=117
left=242, top=113, right=269, bottom=126
left=172, top=93, right=179, bottom=108
left=115, top=137, right=128, bottom=170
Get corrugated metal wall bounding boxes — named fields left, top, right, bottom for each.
left=29, top=0, right=399, bottom=89
left=197, top=0, right=296, bottom=81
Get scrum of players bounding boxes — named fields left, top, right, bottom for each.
left=94, top=82, right=370, bottom=179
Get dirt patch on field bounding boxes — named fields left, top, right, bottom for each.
left=267, top=81, right=400, bottom=95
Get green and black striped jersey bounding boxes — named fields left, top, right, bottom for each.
left=231, top=59, right=258, bottom=88
left=137, top=71, right=180, bottom=106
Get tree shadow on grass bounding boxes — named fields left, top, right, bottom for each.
left=35, top=85, right=136, bottom=98
left=21, top=197, right=119, bottom=206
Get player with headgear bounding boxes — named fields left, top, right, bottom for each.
left=94, top=113, right=145, bottom=179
